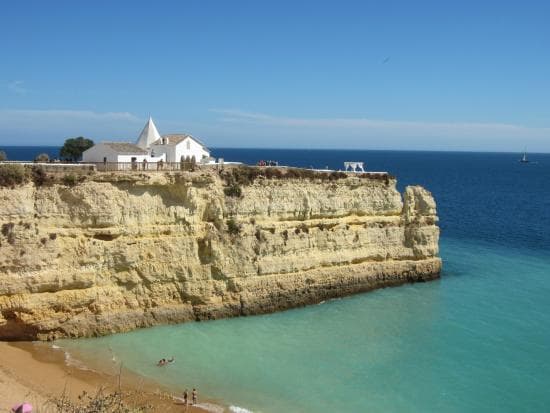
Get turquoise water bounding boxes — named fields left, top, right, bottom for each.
left=56, top=149, right=550, bottom=412
left=61, top=237, right=550, bottom=412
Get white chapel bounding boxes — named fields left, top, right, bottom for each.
left=82, top=117, right=211, bottom=165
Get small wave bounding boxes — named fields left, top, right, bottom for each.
left=229, top=406, right=254, bottom=413
left=194, top=402, right=225, bottom=413
left=63, top=350, right=94, bottom=372
left=51, top=344, right=61, bottom=349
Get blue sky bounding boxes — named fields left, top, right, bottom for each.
left=1, top=1, right=549, bottom=151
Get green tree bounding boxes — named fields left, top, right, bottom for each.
left=60, top=137, right=94, bottom=161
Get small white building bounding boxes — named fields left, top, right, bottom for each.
left=150, top=134, right=210, bottom=163
left=82, top=117, right=211, bottom=166
left=82, top=142, right=165, bottom=164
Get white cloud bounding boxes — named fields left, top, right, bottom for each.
left=0, top=109, right=139, bottom=122
left=7, top=80, right=27, bottom=95
left=0, top=107, right=548, bottom=151
left=210, top=108, right=548, bottom=137
left=0, top=109, right=143, bottom=145
left=208, top=109, right=550, bottom=152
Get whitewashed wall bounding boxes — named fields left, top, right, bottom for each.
left=174, top=138, right=209, bottom=162
left=116, top=154, right=165, bottom=163
left=150, top=138, right=209, bottom=162
left=150, top=143, right=176, bottom=162
left=82, top=144, right=118, bottom=162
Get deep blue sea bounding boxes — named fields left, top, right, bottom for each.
left=6, top=146, right=550, bottom=412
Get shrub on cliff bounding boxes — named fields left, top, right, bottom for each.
left=329, top=171, right=348, bottom=180
left=263, top=167, right=283, bottom=179
left=31, top=165, right=51, bottom=186
left=294, top=223, right=309, bottom=234
left=63, top=173, right=78, bottom=186
left=227, top=218, right=241, bottom=235
left=0, top=164, right=29, bottom=187
left=224, top=184, right=242, bottom=198
left=224, top=166, right=260, bottom=186
left=0, top=150, right=7, bottom=161
left=34, top=153, right=50, bottom=162
left=1, top=222, right=16, bottom=244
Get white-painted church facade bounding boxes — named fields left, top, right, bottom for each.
left=82, top=118, right=211, bottom=165
left=150, top=134, right=210, bottom=163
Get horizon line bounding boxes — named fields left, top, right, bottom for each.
left=0, top=144, right=547, bottom=155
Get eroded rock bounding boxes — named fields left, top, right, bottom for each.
left=0, top=170, right=441, bottom=340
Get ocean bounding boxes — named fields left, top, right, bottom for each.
left=5, top=147, right=550, bottom=412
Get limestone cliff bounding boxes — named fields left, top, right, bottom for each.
left=0, top=168, right=440, bottom=340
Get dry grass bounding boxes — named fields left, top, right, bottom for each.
left=220, top=165, right=393, bottom=187
left=49, top=367, right=152, bottom=413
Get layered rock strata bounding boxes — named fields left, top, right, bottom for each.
left=0, top=170, right=440, bottom=340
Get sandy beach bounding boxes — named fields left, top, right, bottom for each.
left=0, top=342, right=223, bottom=413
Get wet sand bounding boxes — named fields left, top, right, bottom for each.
left=0, top=342, right=224, bottom=412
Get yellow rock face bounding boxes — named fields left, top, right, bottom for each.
left=0, top=170, right=441, bottom=340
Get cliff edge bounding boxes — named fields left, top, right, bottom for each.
left=0, top=167, right=441, bottom=340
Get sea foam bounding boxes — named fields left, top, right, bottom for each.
left=229, top=406, right=254, bottom=413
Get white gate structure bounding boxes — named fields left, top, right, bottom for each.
left=343, top=162, right=365, bottom=172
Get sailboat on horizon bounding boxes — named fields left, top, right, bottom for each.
left=519, top=149, right=537, bottom=164
left=520, top=151, right=529, bottom=163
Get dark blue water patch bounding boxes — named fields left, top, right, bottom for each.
left=0, top=146, right=60, bottom=161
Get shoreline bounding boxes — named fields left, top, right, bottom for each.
left=0, top=341, right=228, bottom=413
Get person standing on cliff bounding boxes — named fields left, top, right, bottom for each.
left=192, top=388, right=197, bottom=405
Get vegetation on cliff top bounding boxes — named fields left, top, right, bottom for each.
left=220, top=166, right=349, bottom=187
left=219, top=166, right=393, bottom=198
left=0, top=162, right=392, bottom=190
left=0, top=164, right=28, bottom=187
left=222, top=165, right=393, bottom=184
left=0, top=164, right=87, bottom=188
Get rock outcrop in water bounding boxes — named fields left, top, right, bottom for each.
left=0, top=168, right=440, bottom=340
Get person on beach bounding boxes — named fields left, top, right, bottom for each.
left=192, top=388, right=197, bottom=405
left=183, top=389, right=188, bottom=405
